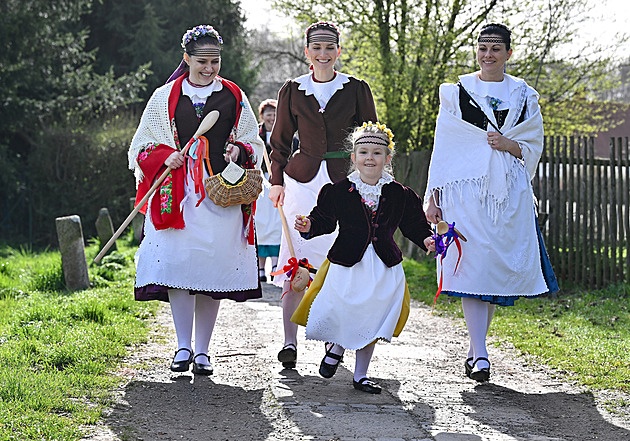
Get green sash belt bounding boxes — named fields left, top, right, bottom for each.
left=322, top=151, right=351, bottom=159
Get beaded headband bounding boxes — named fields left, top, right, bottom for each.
left=181, top=25, right=223, bottom=49
left=188, top=47, right=221, bottom=57
left=355, top=135, right=391, bottom=148
left=477, top=36, right=506, bottom=45
left=355, top=122, right=395, bottom=151
left=305, top=21, right=340, bottom=45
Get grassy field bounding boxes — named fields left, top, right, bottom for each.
left=0, top=239, right=157, bottom=440
left=403, top=257, right=630, bottom=395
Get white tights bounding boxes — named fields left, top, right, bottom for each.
left=323, top=342, right=376, bottom=382
left=461, top=297, right=495, bottom=371
left=168, top=289, right=220, bottom=365
left=281, top=280, right=303, bottom=347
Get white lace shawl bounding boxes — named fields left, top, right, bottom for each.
left=425, top=79, right=544, bottom=223
left=348, top=171, right=394, bottom=211
left=128, top=78, right=264, bottom=185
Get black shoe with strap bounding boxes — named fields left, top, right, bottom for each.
left=278, top=343, right=297, bottom=369
left=469, top=357, right=491, bottom=382
left=353, top=377, right=382, bottom=394
left=170, top=348, right=193, bottom=372
left=191, top=353, right=214, bottom=376
left=464, top=357, right=473, bottom=378
left=319, top=346, right=343, bottom=378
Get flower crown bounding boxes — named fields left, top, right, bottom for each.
left=357, top=121, right=395, bottom=151
left=181, top=25, right=223, bottom=49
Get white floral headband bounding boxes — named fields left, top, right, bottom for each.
left=181, top=25, right=223, bottom=49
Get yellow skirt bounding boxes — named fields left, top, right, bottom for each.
left=290, top=259, right=410, bottom=338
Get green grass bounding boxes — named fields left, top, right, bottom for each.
left=0, top=240, right=157, bottom=440
left=403, top=257, right=630, bottom=392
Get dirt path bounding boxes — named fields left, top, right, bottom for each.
left=83, top=283, right=630, bottom=441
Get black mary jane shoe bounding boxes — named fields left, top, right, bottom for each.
left=170, top=348, right=194, bottom=372
left=277, top=343, right=297, bottom=369
left=319, top=347, right=343, bottom=379
left=191, top=353, right=214, bottom=376
left=325, top=342, right=344, bottom=363
left=353, top=377, right=382, bottom=394
left=469, top=357, right=491, bottom=382
left=464, top=357, right=474, bottom=378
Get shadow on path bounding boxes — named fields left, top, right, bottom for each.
left=273, top=365, right=435, bottom=439
left=462, top=383, right=630, bottom=441
left=104, top=375, right=274, bottom=440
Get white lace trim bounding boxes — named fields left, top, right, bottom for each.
left=295, top=72, right=350, bottom=111
left=181, top=78, right=223, bottom=105
left=348, top=171, right=393, bottom=209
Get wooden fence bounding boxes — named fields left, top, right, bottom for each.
left=395, top=137, right=630, bottom=289
left=533, top=136, right=630, bottom=288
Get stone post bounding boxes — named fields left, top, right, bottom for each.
left=55, top=215, right=90, bottom=291
left=95, top=207, right=117, bottom=253
left=130, top=197, right=144, bottom=243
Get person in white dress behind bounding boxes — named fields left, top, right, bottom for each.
left=256, top=99, right=282, bottom=282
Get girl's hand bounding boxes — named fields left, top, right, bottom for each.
left=425, top=194, right=442, bottom=225
left=487, top=132, right=522, bottom=159
left=165, top=151, right=185, bottom=169
left=294, top=215, right=311, bottom=233
left=424, top=236, right=436, bottom=253
left=269, top=185, right=285, bottom=207
left=224, top=143, right=240, bottom=163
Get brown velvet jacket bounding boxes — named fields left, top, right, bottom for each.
left=303, top=178, right=432, bottom=267
left=269, top=75, right=378, bottom=185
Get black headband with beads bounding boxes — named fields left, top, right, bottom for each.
left=307, top=33, right=339, bottom=45
left=355, top=135, right=391, bottom=149
left=478, top=36, right=507, bottom=45
left=188, top=47, right=221, bottom=57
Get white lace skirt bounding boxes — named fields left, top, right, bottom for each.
left=255, top=173, right=282, bottom=246
left=273, top=162, right=337, bottom=286
left=135, top=165, right=258, bottom=292
left=304, top=245, right=406, bottom=350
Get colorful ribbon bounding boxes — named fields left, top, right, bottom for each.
left=186, top=136, right=209, bottom=207
left=432, top=222, right=463, bottom=311
left=271, top=257, right=316, bottom=297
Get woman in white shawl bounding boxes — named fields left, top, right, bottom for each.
left=129, top=25, right=264, bottom=376
left=425, top=23, right=558, bottom=382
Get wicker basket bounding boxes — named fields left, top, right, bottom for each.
left=204, top=169, right=263, bottom=207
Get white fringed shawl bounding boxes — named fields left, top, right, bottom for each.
left=425, top=81, right=543, bottom=224
left=424, top=77, right=549, bottom=297
left=128, top=78, right=264, bottom=185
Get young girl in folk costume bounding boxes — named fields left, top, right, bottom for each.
left=256, top=99, right=282, bottom=282
left=129, top=25, right=264, bottom=375
left=425, top=23, right=558, bottom=382
left=269, top=21, right=378, bottom=369
left=292, top=123, right=434, bottom=393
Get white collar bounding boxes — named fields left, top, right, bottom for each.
left=348, top=170, right=393, bottom=200
left=459, top=72, right=525, bottom=102
left=295, top=72, right=350, bottom=111
left=182, top=78, right=223, bottom=102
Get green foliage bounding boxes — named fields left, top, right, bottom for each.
left=0, top=242, right=157, bottom=440
left=0, top=0, right=148, bottom=246
left=403, top=257, right=630, bottom=391
left=84, top=0, right=259, bottom=97
left=273, top=0, right=627, bottom=150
